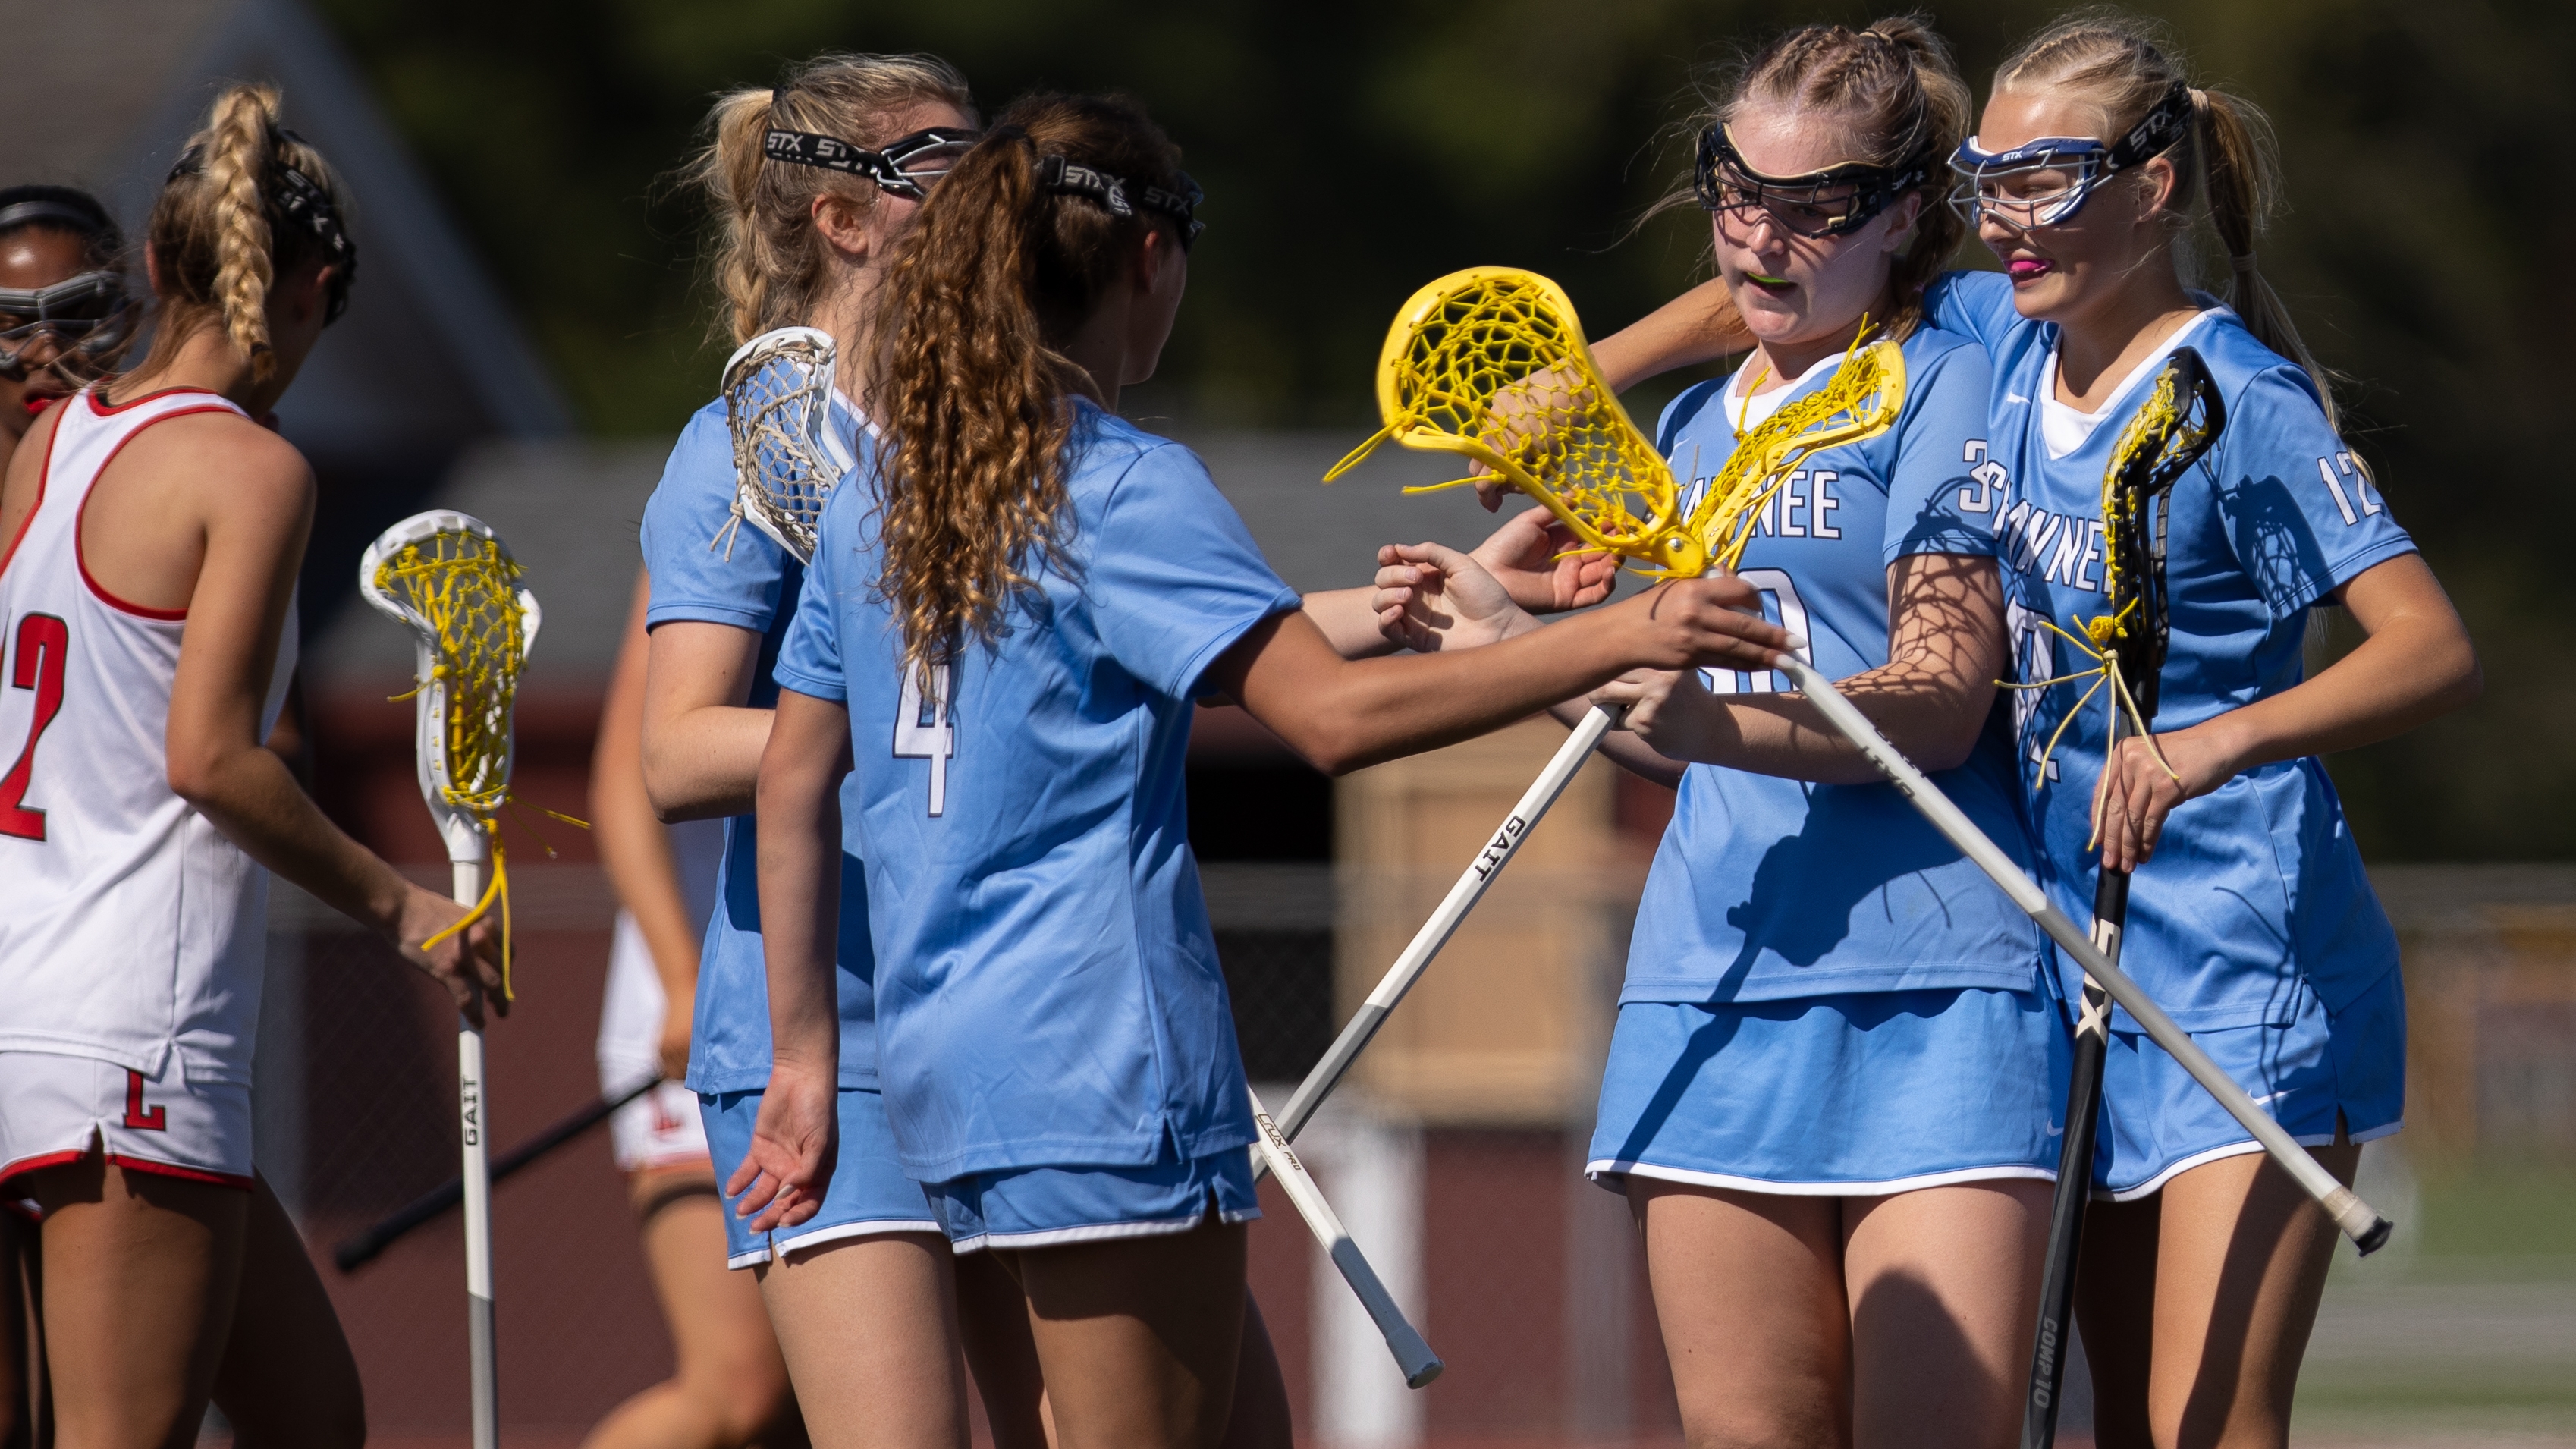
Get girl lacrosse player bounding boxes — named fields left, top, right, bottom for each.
left=740, top=90, right=1789, bottom=1449
left=1379, top=21, right=2070, bottom=1447
left=1931, top=21, right=2474, bottom=1444
left=588, top=569, right=797, bottom=1449
left=0, top=83, right=503, bottom=1446
left=646, top=55, right=1318, bottom=1447
left=1597, top=14, right=2481, bottom=1444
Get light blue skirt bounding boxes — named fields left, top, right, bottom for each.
left=926, top=1129, right=1261, bottom=1255
left=700, top=1086, right=941, bottom=1268
left=1588, top=987, right=2069, bottom=1195
left=2093, top=965, right=2404, bottom=1199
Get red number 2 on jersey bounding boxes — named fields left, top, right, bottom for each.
left=0, top=611, right=69, bottom=841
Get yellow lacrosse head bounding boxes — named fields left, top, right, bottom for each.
left=361, top=511, right=545, bottom=998
left=1324, top=267, right=1706, bottom=578
left=1686, top=332, right=1907, bottom=574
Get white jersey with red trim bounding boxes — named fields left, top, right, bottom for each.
left=0, top=386, right=297, bottom=1086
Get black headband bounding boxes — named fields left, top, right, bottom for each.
left=763, top=125, right=981, bottom=201
left=1035, top=153, right=1205, bottom=246
left=0, top=199, right=114, bottom=237
left=168, top=136, right=358, bottom=318
left=2107, top=82, right=2197, bottom=172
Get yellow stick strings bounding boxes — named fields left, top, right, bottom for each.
left=375, top=530, right=584, bottom=999
left=2000, top=363, right=2194, bottom=837
left=1324, top=268, right=1907, bottom=586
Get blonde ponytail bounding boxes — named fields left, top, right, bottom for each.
left=2193, top=87, right=2333, bottom=424
left=684, top=52, right=976, bottom=348
left=136, top=82, right=356, bottom=384
left=205, top=85, right=282, bottom=377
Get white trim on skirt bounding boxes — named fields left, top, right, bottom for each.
left=1588, top=1157, right=2057, bottom=1197
left=947, top=1203, right=1261, bottom=1256
left=723, top=1215, right=944, bottom=1271
left=2100, top=1118, right=2402, bottom=1204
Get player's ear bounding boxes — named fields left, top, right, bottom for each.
left=1880, top=191, right=1924, bottom=256
left=811, top=192, right=874, bottom=262
left=2137, top=155, right=2181, bottom=225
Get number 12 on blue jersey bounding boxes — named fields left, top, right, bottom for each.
left=895, top=664, right=953, bottom=817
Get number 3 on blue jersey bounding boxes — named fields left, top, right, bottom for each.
left=1701, top=568, right=1812, bottom=696
left=894, top=664, right=953, bottom=817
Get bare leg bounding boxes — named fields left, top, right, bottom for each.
left=1627, top=1178, right=1848, bottom=1449
left=963, top=1265, right=1288, bottom=1449
left=757, top=1231, right=966, bottom=1449
left=28, top=1157, right=247, bottom=1449
left=1217, top=1296, right=1292, bottom=1449
left=206, top=1173, right=366, bottom=1447
left=586, top=1168, right=803, bottom=1449
left=2145, top=1145, right=2358, bottom=1449
left=1004, top=1215, right=1247, bottom=1449
left=1845, top=1180, right=2052, bottom=1449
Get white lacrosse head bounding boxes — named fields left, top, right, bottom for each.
left=357, top=510, right=542, bottom=866
left=721, top=325, right=851, bottom=564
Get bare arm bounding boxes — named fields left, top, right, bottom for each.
left=592, top=569, right=702, bottom=1078
left=2096, top=552, right=2479, bottom=871
left=1208, top=575, right=1791, bottom=776
left=1595, top=553, right=2009, bottom=784
left=161, top=425, right=504, bottom=1018
left=732, top=685, right=853, bottom=1231
left=1589, top=279, right=1751, bottom=393
left=642, top=619, right=772, bottom=821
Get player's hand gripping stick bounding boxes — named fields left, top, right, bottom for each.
left=2016, top=347, right=2225, bottom=1449
left=361, top=511, right=545, bottom=1449
left=1248, top=1086, right=1443, bottom=1388
left=1773, top=652, right=2391, bottom=1253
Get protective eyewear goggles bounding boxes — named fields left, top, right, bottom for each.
left=764, top=125, right=983, bottom=202
left=1693, top=124, right=1929, bottom=240
left=0, top=270, right=135, bottom=379
left=1947, top=82, right=2194, bottom=231
left=1035, top=153, right=1205, bottom=250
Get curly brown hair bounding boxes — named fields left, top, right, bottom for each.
left=867, top=93, right=1191, bottom=677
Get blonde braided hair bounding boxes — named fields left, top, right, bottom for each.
left=135, top=83, right=354, bottom=383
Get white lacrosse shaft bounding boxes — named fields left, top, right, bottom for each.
left=1248, top=1088, right=1443, bottom=1387
left=452, top=847, right=499, bottom=1449
left=1259, top=705, right=1618, bottom=1168
left=1772, top=655, right=2391, bottom=1251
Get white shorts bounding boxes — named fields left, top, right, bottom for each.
left=599, top=912, right=711, bottom=1174
left=0, top=1049, right=253, bottom=1191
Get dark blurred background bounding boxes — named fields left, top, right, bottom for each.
left=314, top=0, right=2575, bottom=863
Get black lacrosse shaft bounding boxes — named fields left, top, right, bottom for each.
left=334, top=1074, right=662, bottom=1273
left=2022, top=867, right=2126, bottom=1449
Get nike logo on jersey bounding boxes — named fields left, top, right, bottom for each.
left=1996, top=499, right=2108, bottom=594
left=2004, top=393, right=2030, bottom=406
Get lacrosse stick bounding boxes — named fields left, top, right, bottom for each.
left=718, top=325, right=850, bottom=564
left=2016, top=349, right=2226, bottom=1449
left=335, top=1073, right=662, bottom=1272
left=1247, top=1086, right=1443, bottom=1387
left=360, top=511, right=543, bottom=1449
left=1274, top=268, right=1902, bottom=1153
left=1337, top=302, right=2392, bottom=1251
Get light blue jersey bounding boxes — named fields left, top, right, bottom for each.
left=775, top=401, right=1302, bottom=1183
left=1924, top=270, right=2414, bottom=1027
left=1622, top=323, right=2050, bottom=1003
left=639, top=394, right=877, bottom=1092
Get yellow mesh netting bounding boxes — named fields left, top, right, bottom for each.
left=374, top=529, right=542, bottom=998
left=1327, top=268, right=1907, bottom=587
left=1324, top=268, right=1703, bottom=578
left=1685, top=330, right=1905, bottom=574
